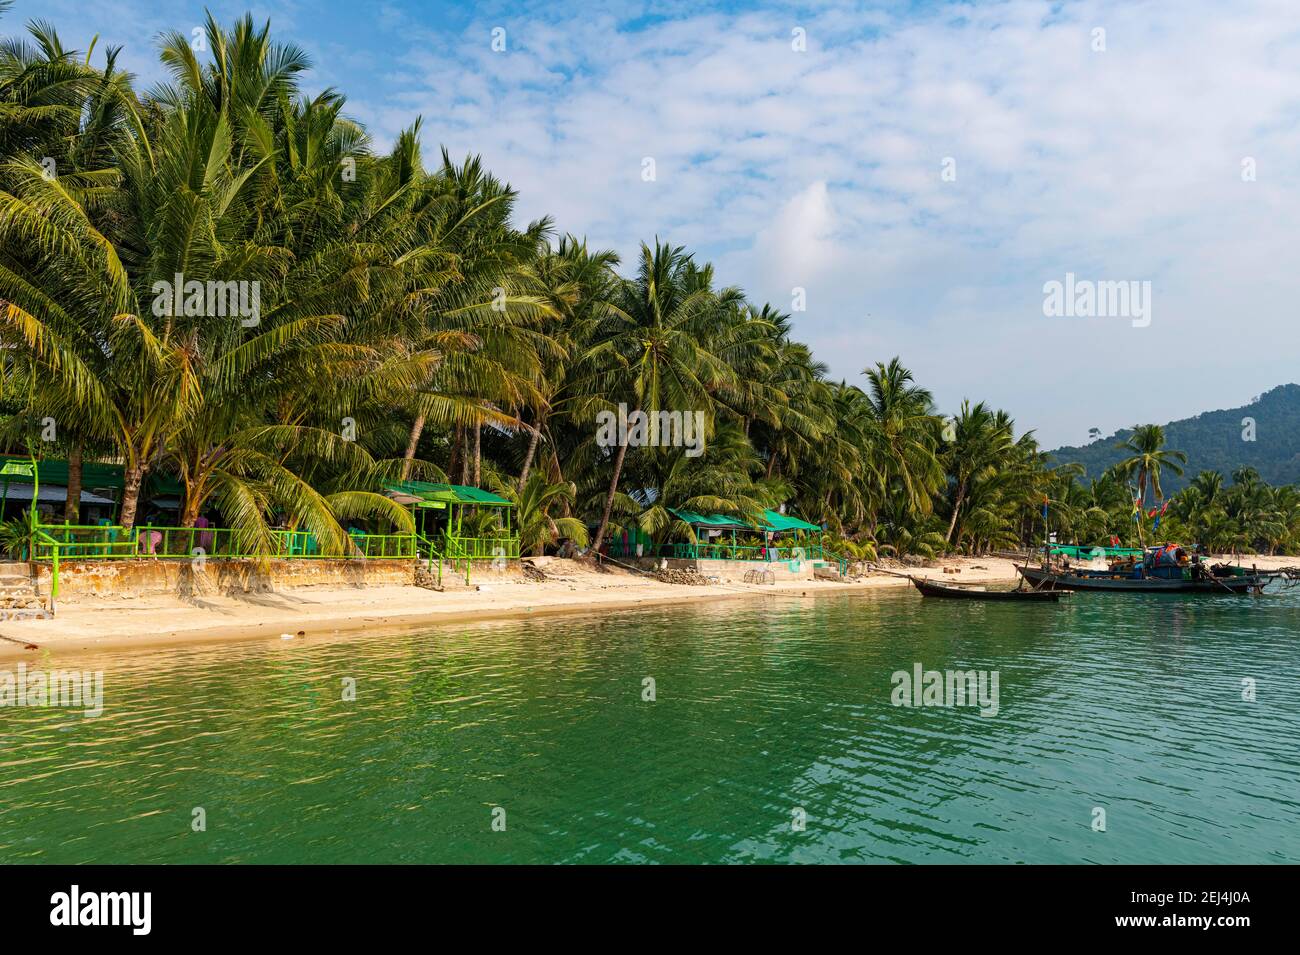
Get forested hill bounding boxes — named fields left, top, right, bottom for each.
left=1048, top=384, right=1300, bottom=492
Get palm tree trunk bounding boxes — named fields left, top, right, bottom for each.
left=765, top=450, right=779, bottom=480
left=118, top=461, right=148, bottom=532
left=944, top=479, right=967, bottom=544
left=472, top=423, right=481, bottom=487
left=519, top=422, right=542, bottom=490
left=180, top=496, right=202, bottom=528
left=545, top=426, right=564, bottom=485
left=588, top=420, right=635, bottom=562
left=459, top=427, right=470, bottom=485
left=1135, top=473, right=1147, bottom=547
left=545, top=429, right=571, bottom=517
left=401, top=414, right=425, bottom=481
left=63, top=442, right=83, bottom=523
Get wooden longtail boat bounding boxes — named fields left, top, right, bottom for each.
left=909, top=576, right=1068, bottom=602
left=1018, top=544, right=1275, bottom=594
left=1017, top=565, right=1269, bottom=593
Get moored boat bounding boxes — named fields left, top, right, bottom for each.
left=1018, top=544, right=1274, bottom=594
left=910, top=576, right=1067, bottom=601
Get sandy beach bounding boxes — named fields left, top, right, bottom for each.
left=0, top=556, right=1030, bottom=658
left=2, top=553, right=1292, bottom=660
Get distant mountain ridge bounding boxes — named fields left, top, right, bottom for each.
left=1048, top=384, right=1300, bottom=492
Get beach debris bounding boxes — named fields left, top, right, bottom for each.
left=280, top=633, right=294, bottom=640
left=521, top=562, right=548, bottom=582
left=413, top=566, right=444, bottom=591
left=654, top=568, right=714, bottom=586
left=814, top=565, right=847, bottom=582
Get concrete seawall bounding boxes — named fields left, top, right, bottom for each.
left=37, top=558, right=417, bottom=602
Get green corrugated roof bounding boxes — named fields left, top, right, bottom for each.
left=669, top=507, right=821, bottom=533
left=0, top=455, right=182, bottom=495
left=669, top=507, right=747, bottom=528
left=385, top=480, right=512, bottom=506
left=762, top=509, right=821, bottom=532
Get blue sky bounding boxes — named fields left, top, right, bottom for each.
left=7, top=0, right=1300, bottom=448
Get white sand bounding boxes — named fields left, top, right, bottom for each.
left=0, top=556, right=1026, bottom=658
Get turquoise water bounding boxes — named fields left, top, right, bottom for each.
left=1, top=587, right=1298, bottom=863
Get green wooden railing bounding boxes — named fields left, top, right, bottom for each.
left=606, top=540, right=823, bottom=561
left=32, top=527, right=60, bottom=609
left=29, top=522, right=418, bottom=561
left=443, top=535, right=521, bottom=560
left=26, top=523, right=532, bottom=564
left=673, top=542, right=822, bottom=562
left=415, top=533, right=443, bottom=585
left=441, top=534, right=520, bottom=585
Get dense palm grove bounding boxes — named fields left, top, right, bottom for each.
left=1, top=15, right=1297, bottom=558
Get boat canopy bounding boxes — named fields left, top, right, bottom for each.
left=1146, top=544, right=1188, bottom=567
left=1049, top=545, right=1143, bottom=559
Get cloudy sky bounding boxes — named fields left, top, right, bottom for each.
left=8, top=0, right=1299, bottom=447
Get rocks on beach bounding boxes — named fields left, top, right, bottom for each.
left=654, top=568, right=715, bottom=586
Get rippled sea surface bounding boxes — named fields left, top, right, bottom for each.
left=2, top=586, right=1298, bottom=864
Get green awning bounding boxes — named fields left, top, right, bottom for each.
left=761, top=509, right=821, bottom=532
left=668, top=507, right=747, bottom=528
left=669, top=507, right=820, bottom=533
left=384, top=480, right=513, bottom=507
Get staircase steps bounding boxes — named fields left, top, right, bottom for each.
left=0, top=563, right=46, bottom=615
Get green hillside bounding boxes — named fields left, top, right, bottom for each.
left=1048, top=384, right=1300, bottom=491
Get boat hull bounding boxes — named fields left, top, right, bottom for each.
left=1017, top=566, right=1264, bottom=593
left=910, top=576, right=1065, bottom=601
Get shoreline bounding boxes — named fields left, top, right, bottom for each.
left=0, top=556, right=1023, bottom=659
left=2, top=553, right=1292, bottom=661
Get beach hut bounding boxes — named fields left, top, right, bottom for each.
left=383, top=480, right=520, bottom=574
left=658, top=507, right=823, bottom=561
left=0, top=454, right=182, bottom=525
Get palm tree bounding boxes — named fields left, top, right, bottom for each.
left=941, top=400, right=1016, bottom=545
left=0, top=14, right=410, bottom=548
left=861, top=358, right=944, bottom=523
left=1116, top=424, right=1186, bottom=543
left=579, top=240, right=738, bottom=558
left=1188, top=470, right=1224, bottom=506
left=513, top=235, right=620, bottom=490
left=0, top=18, right=147, bottom=522
left=632, top=421, right=770, bottom=547
left=489, top=471, right=587, bottom=556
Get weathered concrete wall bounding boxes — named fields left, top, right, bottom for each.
left=653, top=556, right=818, bottom=582
left=37, top=558, right=417, bottom=602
